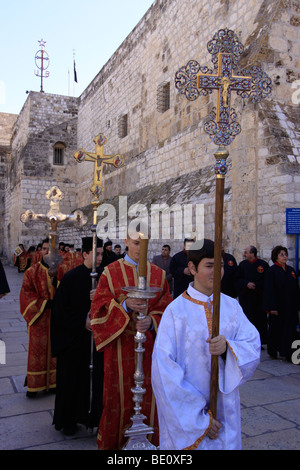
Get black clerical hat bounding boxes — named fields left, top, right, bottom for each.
left=81, top=236, right=103, bottom=252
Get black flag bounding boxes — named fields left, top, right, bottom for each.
left=74, top=60, right=78, bottom=83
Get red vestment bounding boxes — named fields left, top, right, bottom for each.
left=90, top=258, right=172, bottom=450
left=31, top=251, right=42, bottom=265
left=14, top=250, right=27, bottom=272
left=20, top=261, right=57, bottom=392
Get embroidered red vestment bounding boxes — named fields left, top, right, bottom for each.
left=14, top=250, right=27, bottom=272
left=90, top=258, right=172, bottom=450
left=20, top=262, right=57, bottom=392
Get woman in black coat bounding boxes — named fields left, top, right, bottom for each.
left=263, top=245, right=300, bottom=361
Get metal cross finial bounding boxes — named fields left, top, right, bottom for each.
left=74, top=133, right=124, bottom=199
left=175, top=27, right=272, bottom=146
left=35, top=38, right=50, bottom=93
left=20, top=186, right=87, bottom=275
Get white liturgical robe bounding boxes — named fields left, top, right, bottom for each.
left=151, top=283, right=260, bottom=450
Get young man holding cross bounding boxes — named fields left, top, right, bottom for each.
left=151, top=239, right=260, bottom=450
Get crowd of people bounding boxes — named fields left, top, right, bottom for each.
left=2, top=235, right=299, bottom=450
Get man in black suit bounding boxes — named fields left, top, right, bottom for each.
left=152, top=244, right=173, bottom=294
left=169, top=239, right=194, bottom=298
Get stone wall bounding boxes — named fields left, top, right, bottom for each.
left=75, top=0, right=300, bottom=265
left=4, top=92, right=79, bottom=260
left=3, top=0, right=300, bottom=267
left=0, top=113, right=18, bottom=257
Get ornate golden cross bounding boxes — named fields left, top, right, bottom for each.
left=175, top=27, right=272, bottom=421
left=74, top=133, right=124, bottom=199
left=175, top=27, right=271, bottom=147
left=20, top=186, right=87, bottom=274
left=197, top=52, right=252, bottom=126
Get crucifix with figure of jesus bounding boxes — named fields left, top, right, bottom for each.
left=175, top=27, right=272, bottom=418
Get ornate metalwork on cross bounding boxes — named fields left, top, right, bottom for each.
left=20, top=186, right=87, bottom=275
left=74, top=133, right=124, bottom=199
left=174, top=27, right=272, bottom=421
left=175, top=27, right=272, bottom=147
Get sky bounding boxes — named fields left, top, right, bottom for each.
left=0, top=0, right=155, bottom=115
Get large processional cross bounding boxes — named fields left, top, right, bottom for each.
left=73, top=132, right=125, bottom=286
left=20, top=186, right=87, bottom=275
left=73, top=134, right=125, bottom=428
left=175, top=28, right=272, bottom=419
left=74, top=133, right=124, bottom=198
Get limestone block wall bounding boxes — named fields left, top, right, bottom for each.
left=0, top=113, right=17, bottom=257
left=4, top=92, right=80, bottom=258
left=76, top=0, right=300, bottom=266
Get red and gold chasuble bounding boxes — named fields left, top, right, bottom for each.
left=20, top=262, right=57, bottom=392
left=90, top=258, right=173, bottom=450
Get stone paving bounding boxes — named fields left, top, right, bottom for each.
left=1, top=265, right=300, bottom=450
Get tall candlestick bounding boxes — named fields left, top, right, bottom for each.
left=138, top=235, right=149, bottom=278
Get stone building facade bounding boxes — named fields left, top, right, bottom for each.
left=2, top=92, right=79, bottom=260
left=2, top=0, right=300, bottom=266
left=0, top=113, right=18, bottom=256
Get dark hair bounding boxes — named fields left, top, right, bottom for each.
left=163, top=244, right=171, bottom=251
left=184, top=238, right=195, bottom=244
left=187, top=239, right=215, bottom=269
left=114, top=244, right=121, bottom=249
left=249, top=245, right=257, bottom=257
left=42, top=238, right=49, bottom=245
left=271, top=245, right=288, bottom=263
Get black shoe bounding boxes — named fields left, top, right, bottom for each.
left=63, top=425, right=78, bottom=436
left=269, top=354, right=278, bottom=360
left=26, top=391, right=37, bottom=398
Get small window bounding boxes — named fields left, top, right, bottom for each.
left=118, top=114, right=128, bottom=138
left=157, top=81, right=170, bottom=113
left=53, top=143, right=65, bottom=165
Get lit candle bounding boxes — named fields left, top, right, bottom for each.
left=138, top=233, right=149, bottom=277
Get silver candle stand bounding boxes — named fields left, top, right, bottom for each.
left=122, top=276, right=162, bottom=450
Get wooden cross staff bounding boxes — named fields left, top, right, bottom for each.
left=74, top=132, right=125, bottom=288
left=74, top=134, right=124, bottom=425
left=20, top=186, right=87, bottom=275
left=175, top=28, right=271, bottom=418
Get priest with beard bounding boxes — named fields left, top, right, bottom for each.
left=51, top=236, right=104, bottom=436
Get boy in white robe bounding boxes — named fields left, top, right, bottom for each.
left=151, top=239, right=260, bottom=450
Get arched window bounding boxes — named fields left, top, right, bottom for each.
left=53, top=142, right=65, bottom=165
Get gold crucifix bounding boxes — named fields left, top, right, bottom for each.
left=197, top=52, right=252, bottom=126
left=74, top=133, right=124, bottom=199
left=20, top=186, right=87, bottom=275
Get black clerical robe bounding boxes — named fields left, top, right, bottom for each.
left=170, top=250, right=193, bottom=298
left=263, top=263, right=300, bottom=359
left=0, top=260, right=10, bottom=296
left=51, top=264, right=104, bottom=430
left=235, top=258, right=269, bottom=343
left=221, top=252, right=237, bottom=298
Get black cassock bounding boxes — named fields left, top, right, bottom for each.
left=170, top=250, right=193, bottom=298
left=221, top=252, right=237, bottom=298
left=0, top=260, right=10, bottom=296
left=51, top=264, right=104, bottom=430
left=263, top=263, right=300, bottom=359
left=235, top=258, right=269, bottom=344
